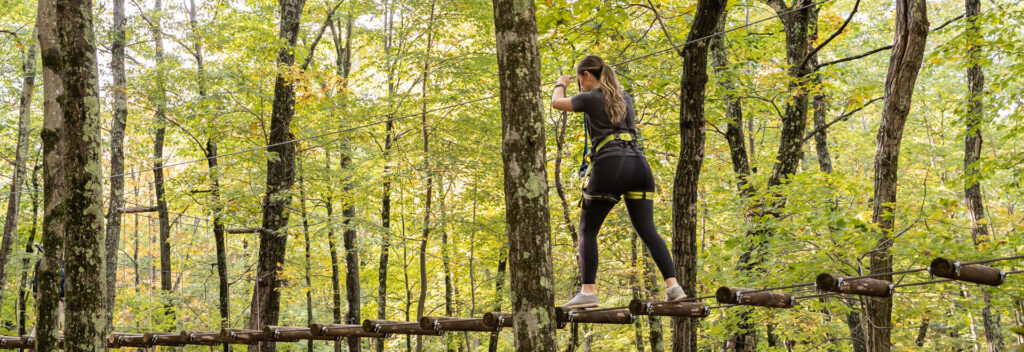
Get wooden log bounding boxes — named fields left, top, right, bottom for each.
left=554, top=307, right=634, bottom=325
left=481, top=312, right=513, bottom=329
left=182, top=330, right=229, bottom=345
left=715, top=287, right=794, bottom=308
left=225, top=227, right=264, bottom=234
left=108, top=333, right=149, bottom=348
left=310, top=323, right=387, bottom=338
left=144, top=332, right=187, bottom=346
left=362, top=319, right=442, bottom=336
left=419, top=317, right=494, bottom=332
left=0, top=336, right=29, bottom=349
left=263, top=326, right=336, bottom=341
left=930, top=257, right=1006, bottom=286
left=628, top=299, right=710, bottom=317
left=220, top=328, right=265, bottom=344
left=816, top=273, right=894, bottom=297
left=18, top=335, right=35, bottom=349
left=118, top=206, right=158, bottom=214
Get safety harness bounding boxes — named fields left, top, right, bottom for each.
left=578, top=126, right=655, bottom=202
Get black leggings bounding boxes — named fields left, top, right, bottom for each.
left=579, top=154, right=676, bottom=285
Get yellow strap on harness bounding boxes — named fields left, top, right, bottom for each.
left=594, top=132, right=635, bottom=153
left=624, top=191, right=655, bottom=200
left=582, top=132, right=635, bottom=178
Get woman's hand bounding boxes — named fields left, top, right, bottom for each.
left=558, top=74, right=573, bottom=87
left=551, top=75, right=574, bottom=112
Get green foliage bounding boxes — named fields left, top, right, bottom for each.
left=0, top=0, right=1023, bottom=350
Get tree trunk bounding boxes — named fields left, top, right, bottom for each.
left=36, top=0, right=65, bottom=349
left=631, top=236, right=645, bottom=352
left=53, top=0, right=110, bottom=344
left=441, top=181, right=456, bottom=352
left=416, top=5, right=437, bottom=351
left=250, top=1, right=306, bottom=351
left=867, top=1, right=928, bottom=351
left=488, top=249, right=507, bottom=352
left=644, top=254, right=665, bottom=352
left=329, top=11, right=360, bottom=352
left=185, top=1, right=230, bottom=347
left=187, top=0, right=231, bottom=345
left=377, top=4, right=397, bottom=351
left=104, top=0, right=128, bottom=331
left=0, top=29, right=37, bottom=318
left=709, top=8, right=751, bottom=193
left=961, top=1, right=1003, bottom=349
left=17, top=165, right=40, bottom=339
left=149, top=0, right=176, bottom=329
left=299, top=175, right=315, bottom=352
left=670, top=1, right=726, bottom=352
left=490, top=0, right=556, bottom=350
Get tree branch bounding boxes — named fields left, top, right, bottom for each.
left=801, top=0, right=860, bottom=69
left=816, top=13, right=963, bottom=69
left=816, top=45, right=892, bottom=68
left=645, top=0, right=684, bottom=57
left=799, top=96, right=882, bottom=144
left=0, top=29, right=18, bottom=38
left=300, top=0, right=346, bottom=71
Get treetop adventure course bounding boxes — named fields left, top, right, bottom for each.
left=0, top=254, right=1018, bottom=349
left=2, top=0, right=1023, bottom=350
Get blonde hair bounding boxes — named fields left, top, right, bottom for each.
left=577, top=55, right=626, bottom=124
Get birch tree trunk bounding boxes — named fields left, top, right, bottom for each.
left=867, top=1, right=928, bottom=351
left=670, top=1, right=726, bottom=351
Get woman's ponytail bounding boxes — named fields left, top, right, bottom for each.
left=597, top=63, right=626, bottom=124
left=577, top=56, right=626, bottom=124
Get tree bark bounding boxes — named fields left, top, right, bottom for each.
left=299, top=174, right=315, bottom=352
left=104, top=0, right=128, bottom=331
left=377, top=4, right=397, bottom=351
left=148, top=0, right=176, bottom=328
left=0, top=29, right=37, bottom=317
left=53, top=0, right=110, bottom=345
left=488, top=250, right=506, bottom=352
left=867, top=1, right=928, bottom=351
left=962, top=0, right=1003, bottom=350
left=36, top=0, right=65, bottom=344
left=491, top=0, right=556, bottom=350
left=187, top=0, right=231, bottom=347
left=416, top=5, right=437, bottom=351
left=670, top=1, right=726, bottom=352
left=17, top=165, right=40, bottom=338
left=644, top=253, right=665, bottom=352
left=250, top=1, right=306, bottom=351
left=329, top=11, right=360, bottom=352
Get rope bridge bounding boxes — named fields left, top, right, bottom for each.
left=1, top=254, right=1018, bottom=349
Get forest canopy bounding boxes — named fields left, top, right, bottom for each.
left=1, top=0, right=1023, bottom=350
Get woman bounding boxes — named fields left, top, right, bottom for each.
left=551, top=55, right=685, bottom=308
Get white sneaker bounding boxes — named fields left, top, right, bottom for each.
left=561, top=292, right=599, bottom=309
left=666, top=285, right=688, bottom=301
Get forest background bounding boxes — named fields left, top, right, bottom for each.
left=1, top=0, right=1023, bottom=350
